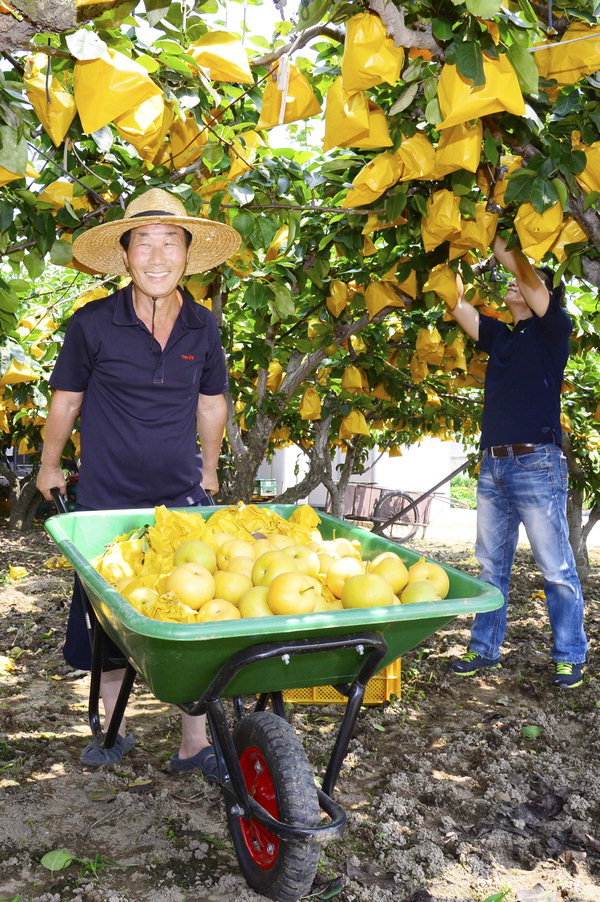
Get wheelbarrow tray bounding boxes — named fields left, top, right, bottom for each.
left=45, top=504, right=502, bottom=704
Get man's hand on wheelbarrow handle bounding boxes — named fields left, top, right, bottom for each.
left=50, top=487, right=69, bottom=515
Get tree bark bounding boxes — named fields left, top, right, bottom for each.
left=7, top=472, right=41, bottom=531
left=562, top=434, right=590, bottom=581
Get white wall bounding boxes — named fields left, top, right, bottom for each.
left=256, top=438, right=469, bottom=515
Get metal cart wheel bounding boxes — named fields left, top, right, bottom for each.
left=373, top=491, right=420, bottom=542
left=226, top=711, right=321, bottom=902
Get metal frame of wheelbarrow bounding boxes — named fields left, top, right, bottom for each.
left=84, top=614, right=388, bottom=844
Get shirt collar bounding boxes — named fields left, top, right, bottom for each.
left=112, top=283, right=205, bottom=329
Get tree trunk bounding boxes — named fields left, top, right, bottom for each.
left=7, top=474, right=41, bottom=531
left=322, top=444, right=358, bottom=520
left=562, top=434, right=590, bottom=580
left=275, top=416, right=333, bottom=505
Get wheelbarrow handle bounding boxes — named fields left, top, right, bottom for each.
left=50, top=487, right=69, bottom=515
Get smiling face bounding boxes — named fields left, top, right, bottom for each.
left=122, top=223, right=189, bottom=301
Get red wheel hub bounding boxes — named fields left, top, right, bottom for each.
left=238, top=745, right=280, bottom=869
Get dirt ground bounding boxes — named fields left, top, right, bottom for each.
left=1, top=519, right=599, bottom=902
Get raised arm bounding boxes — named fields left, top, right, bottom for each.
left=36, top=389, right=84, bottom=499
left=450, top=273, right=480, bottom=341
left=492, top=234, right=550, bottom=317
left=196, top=392, right=227, bottom=495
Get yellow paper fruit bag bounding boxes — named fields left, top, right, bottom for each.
left=154, top=112, right=207, bottom=169
left=409, top=354, right=428, bottom=385
left=326, top=280, right=348, bottom=317
left=416, top=326, right=444, bottom=366
left=339, top=410, right=370, bottom=440
left=0, top=359, right=39, bottom=386
left=299, top=387, right=322, bottom=420
left=437, top=55, right=525, bottom=129
left=551, top=218, right=588, bottom=263
left=449, top=203, right=498, bottom=260
left=266, top=360, right=285, bottom=392
left=514, top=202, right=563, bottom=263
left=397, top=133, right=437, bottom=181
left=115, top=93, right=170, bottom=163
left=433, top=121, right=483, bottom=177
left=323, top=76, right=370, bottom=151
left=341, top=12, right=404, bottom=93
left=574, top=141, right=600, bottom=195
left=364, top=280, right=404, bottom=318
left=535, top=23, right=600, bottom=87
left=257, top=63, right=321, bottom=129
left=188, top=31, right=253, bottom=83
left=341, top=365, right=368, bottom=394
left=421, top=190, right=461, bottom=252
left=228, top=129, right=265, bottom=180
left=342, top=151, right=402, bottom=208
left=423, top=264, right=459, bottom=309
left=24, top=54, right=76, bottom=147
left=351, top=102, right=392, bottom=149
left=74, top=50, right=163, bottom=134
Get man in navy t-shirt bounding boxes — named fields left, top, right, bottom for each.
left=448, top=234, right=587, bottom=688
left=36, top=188, right=240, bottom=773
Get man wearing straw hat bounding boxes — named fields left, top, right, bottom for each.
left=37, top=188, right=240, bottom=777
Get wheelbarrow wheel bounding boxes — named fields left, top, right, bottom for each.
left=226, top=711, right=321, bottom=902
left=373, top=491, right=420, bottom=542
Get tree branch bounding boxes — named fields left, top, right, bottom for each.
left=368, top=0, right=441, bottom=53
left=251, top=24, right=344, bottom=68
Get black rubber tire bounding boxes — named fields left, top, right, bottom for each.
left=226, top=711, right=321, bottom=902
left=373, top=491, right=420, bottom=542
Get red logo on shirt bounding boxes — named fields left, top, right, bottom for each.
left=181, top=355, right=195, bottom=360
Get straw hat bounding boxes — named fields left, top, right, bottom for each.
left=72, top=188, right=241, bottom=275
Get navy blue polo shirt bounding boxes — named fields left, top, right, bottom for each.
left=50, top=284, right=229, bottom=509
left=476, top=289, right=571, bottom=449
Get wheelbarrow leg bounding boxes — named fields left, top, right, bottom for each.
left=88, top=620, right=136, bottom=749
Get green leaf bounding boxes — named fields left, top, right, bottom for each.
left=0, top=201, right=13, bottom=232
left=40, top=849, right=76, bottom=872
left=65, top=29, right=107, bottom=60
left=0, top=126, right=27, bottom=176
left=49, top=240, right=73, bottom=266
left=454, top=41, right=485, bottom=87
left=425, top=98, right=442, bottom=126
left=135, top=53, right=161, bottom=74
left=145, top=0, right=171, bottom=27
left=552, top=178, right=568, bottom=209
left=483, top=131, right=500, bottom=165
left=503, top=169, right=536, bottom=206
left=244, top=282, right=269, bottom=310
left=0, top=288, right=19, bottom=313
left=506, top=46, right=539, bottom=95
left=432, top=18, right=454, bottom=40
left=231, top=211, right=255, bottom=240
left=521, top=724, right=542, bottom=739
left=270, top=284, right=295, bottom=321
left=298, top=0, right=332, bottom=29
left=529, top=177, right=558, bottom=213
left=466, top=0, right=501, bottom=16
left=389, top=84, right=419, bottom=115
left=451, top=171, right=476, bottom=196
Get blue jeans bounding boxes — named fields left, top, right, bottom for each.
left=470, top=444, right=587, bottom=664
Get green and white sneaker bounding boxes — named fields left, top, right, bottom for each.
left=450, top=651, right=501, bottom=676
left=553, top=662, right=584, bottom=689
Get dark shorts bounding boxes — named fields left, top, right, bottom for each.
left=63, top=574, right=127, bottom=672
left=63, top=493, right=212, bottom=672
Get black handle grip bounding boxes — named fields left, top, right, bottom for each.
left=50, top=487, right=69, bottom=515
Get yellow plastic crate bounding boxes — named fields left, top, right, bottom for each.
left=282, top=659, right=401, bottom=705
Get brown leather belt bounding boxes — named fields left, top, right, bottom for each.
left=487, top=443, right=538, bottom=458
